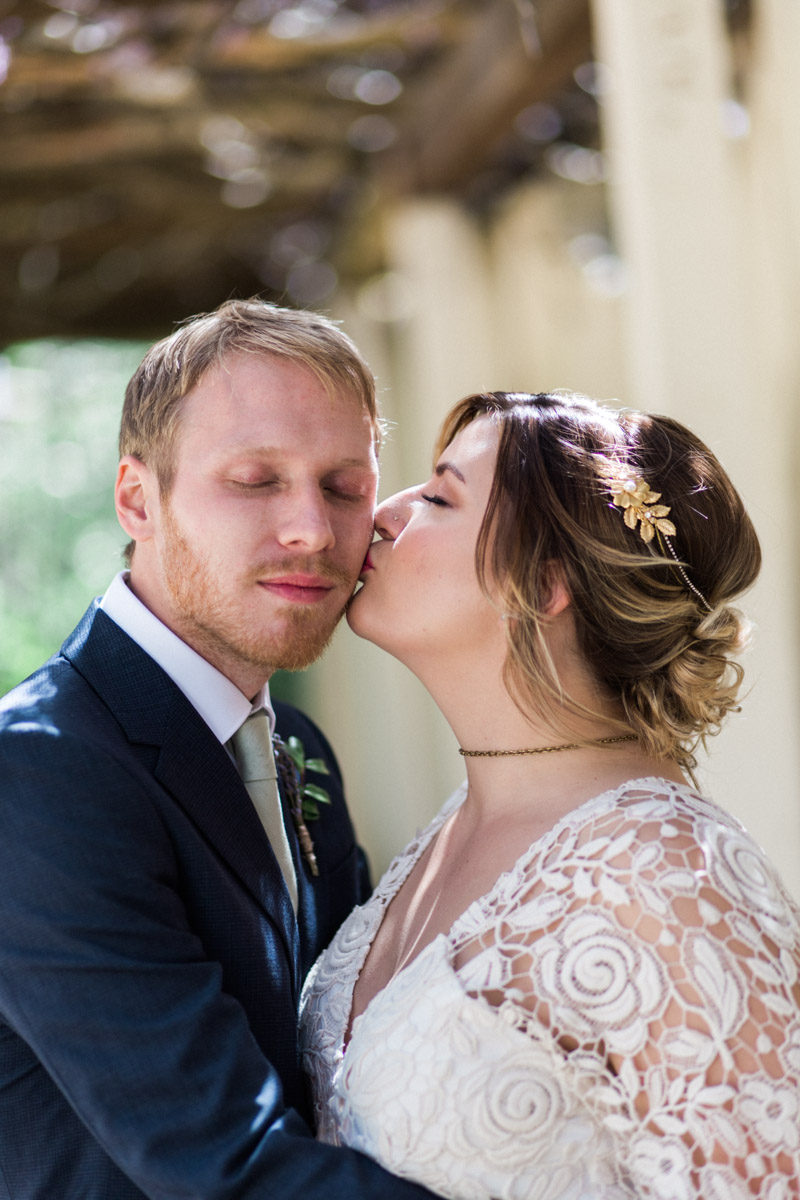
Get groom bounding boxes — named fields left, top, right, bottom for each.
left=0, top=300, right=435, bottom=1198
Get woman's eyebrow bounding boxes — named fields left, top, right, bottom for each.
left=434, top=461, right=466, bottom=483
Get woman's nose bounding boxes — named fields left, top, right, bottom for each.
left=374, top=486, right=418, bottom=540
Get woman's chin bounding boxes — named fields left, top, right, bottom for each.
left=345, top=586, right=387, bottom=648
left=345, top=586, right=370, bottom=637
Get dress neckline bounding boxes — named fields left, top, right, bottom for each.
left=344, top=775, right=698, bottom=1049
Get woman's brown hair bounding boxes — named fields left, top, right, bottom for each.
left=437, top=391, right=761, bottom=770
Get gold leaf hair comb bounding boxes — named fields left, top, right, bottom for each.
left=603, top=465, right=712, bottom=612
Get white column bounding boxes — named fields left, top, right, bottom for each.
left=591, top=0, right=750, bottom=419
left=490, top=176, right=628, bottom=400
left=383, top=197, right=500, bottom=477
left=592, top=0, right=800, bottom=896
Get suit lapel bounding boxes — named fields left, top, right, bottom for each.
left=155, top=718, right=299, bottom=965
left=272, top=713, right=329, bottom=987
left=63, top=604, right=298, bottom=969
left=275, top=772, right=319, bottom=993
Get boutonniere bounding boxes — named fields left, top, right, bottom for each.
left=272, top=734, right=331, bottom=877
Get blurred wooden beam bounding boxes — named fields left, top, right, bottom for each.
left=209, top=2, right=460, bottom=73
left=384, top=0, right=592, bottom=192
left=0, top=114, right=203, bottom=172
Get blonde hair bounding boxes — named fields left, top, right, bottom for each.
left=118, top=297, right=378, bottom=565
left=120, top=298, right=378, bottom=483
left=437, top=391, right=761, bottom=771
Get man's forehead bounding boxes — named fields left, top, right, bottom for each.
left=183, top=353, right=370, bottom=416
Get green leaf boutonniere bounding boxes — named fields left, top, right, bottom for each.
left=284, top=736, right=332, bottom=822
left=272, top=734, right=332, bottom=877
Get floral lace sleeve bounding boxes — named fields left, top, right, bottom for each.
left=451, top=782, right=800, bottom=1197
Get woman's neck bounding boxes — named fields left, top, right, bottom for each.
left=412, top=646, right=685, bottom=823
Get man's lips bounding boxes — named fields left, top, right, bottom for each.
left=259, top=574, right=337, bottom=602
left=360, top=548, right=375, bottom=575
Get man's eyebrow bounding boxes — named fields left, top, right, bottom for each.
left=221, top=448, right=374, bottom=470
left=434, top=461, right=466, bottom=483
left=326, top=458, right=377, bottom=471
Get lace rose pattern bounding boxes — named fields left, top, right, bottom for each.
left=301, top=780, right=800, bottom=1199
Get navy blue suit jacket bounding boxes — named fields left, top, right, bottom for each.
left=0, top=603, right=433, bottom=1199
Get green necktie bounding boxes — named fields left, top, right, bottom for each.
left=232, top=711, right=298, bottom=913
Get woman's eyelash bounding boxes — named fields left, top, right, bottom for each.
left=422, top=493, right=448, bottom=506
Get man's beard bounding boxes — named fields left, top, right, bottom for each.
left=160, top=505, right=352, bottom=675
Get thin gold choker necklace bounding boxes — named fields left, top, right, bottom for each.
left=458, top=734, right=637, bottom=758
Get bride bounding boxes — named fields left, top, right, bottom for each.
left=300, top=390, right=800, bottom=1198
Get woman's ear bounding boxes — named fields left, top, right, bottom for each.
left=541, top=560, right=571, bottom=617
left=115, top=456, right=157, bottom=543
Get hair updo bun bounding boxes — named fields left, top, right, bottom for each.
left=436, top=392, right=761, bottom=770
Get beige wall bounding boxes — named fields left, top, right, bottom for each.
left=591, top=0, right=800, bottom=895
left=304, top=0, right=800, bottom=899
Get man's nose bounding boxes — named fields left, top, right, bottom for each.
left=275, top=485, right=335, bottom=552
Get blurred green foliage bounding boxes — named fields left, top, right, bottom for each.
left=0, top=339, right=147, bottom=696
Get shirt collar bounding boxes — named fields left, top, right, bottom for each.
left=100, top=571, right=274, bottom=744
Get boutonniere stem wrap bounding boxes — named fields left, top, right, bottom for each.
left=603, top=464, right=712, bottom=612
left=272, top=734, right=331, bottom=877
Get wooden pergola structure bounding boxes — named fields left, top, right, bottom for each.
left=0, top=0, right=595, bottom=344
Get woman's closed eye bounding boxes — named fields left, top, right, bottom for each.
left=421, top=493, right=449, bottom=507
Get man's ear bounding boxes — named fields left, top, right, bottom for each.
left=541, top=560, right=571, bottom=617
left=115, top=456, right=157, bottom=543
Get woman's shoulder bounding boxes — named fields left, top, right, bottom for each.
left=562, top=774, right=751, bottom=853
left=574, top=774, right=733, bottom=822
left=529, top=775, right=800, bottom=940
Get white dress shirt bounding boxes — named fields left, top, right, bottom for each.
left=100, top=571, right=275, bottom=744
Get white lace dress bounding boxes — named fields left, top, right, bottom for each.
left=300, top=779, right=800, bottom=1199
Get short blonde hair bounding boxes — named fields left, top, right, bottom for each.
left=119, top=297, right=379, bottom=492
left=437, top=391, right=761, bottom=770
